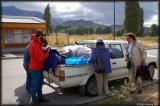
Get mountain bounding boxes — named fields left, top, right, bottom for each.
left=52, top=18, right=64, bottom=29
left=2, top=6, right=64, bottom=31
left=110, top=25, right=123, bottom=32
left=61, top=19, right=108, bottom=30
left=2, top=6, right=43, bottom=19
left=60, top=20, right=125, bottom=33
left=2, top=6, right=115, bottom=32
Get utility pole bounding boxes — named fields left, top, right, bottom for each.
left=113, top=0, right=115, bottom=40
left=67, top=33, right=69, bottom=45
left=55, top=29, right=57, bottom=45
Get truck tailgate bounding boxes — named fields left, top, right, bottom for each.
left=43, top=64, right=94, bottom=88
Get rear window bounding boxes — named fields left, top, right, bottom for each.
left=109, top=44, right=124, bottom=59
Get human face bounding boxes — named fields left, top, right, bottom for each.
left=126, top=37, right=133, bottom=43
left=39, top=35, right=46, bottom=42
left=36, top=35, right=43, bottom=43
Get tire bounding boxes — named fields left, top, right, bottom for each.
left=148, top=63, right=155, bottom=79
left=85, top=76, right=97, bottom=96
left=78, top=86, right=85, bottom=95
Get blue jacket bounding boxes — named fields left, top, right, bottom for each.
left=44, top=49, right=61, bottom=72
left=90, top=46, right=112, bottom=74
left=23, top=46, right=30, bottom=68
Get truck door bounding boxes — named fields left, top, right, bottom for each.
left=108, top=44, right=126, bottom=70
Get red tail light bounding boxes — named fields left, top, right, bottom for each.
left=59, top=70, right=65, bottom=81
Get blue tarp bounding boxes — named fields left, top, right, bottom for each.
left=65, top=57, right=89, bottom=65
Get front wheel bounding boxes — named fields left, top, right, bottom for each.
left=85, top=76, right=97, bottom=96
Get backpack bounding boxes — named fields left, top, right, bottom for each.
left=95, top=56, right=104, bottom=73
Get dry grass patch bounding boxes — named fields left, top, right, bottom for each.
left=46, top=33, right=158, bottom=48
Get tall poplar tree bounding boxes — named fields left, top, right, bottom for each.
left=124, top=1, right=141, bottom=36
left=43, top=4, right=52, bottom=35
left=139, top=8, right=144, bottom=36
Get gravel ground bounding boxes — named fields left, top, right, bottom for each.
left=131, top=83, right=158, bottom=105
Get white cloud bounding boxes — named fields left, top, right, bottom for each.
left=54, top=2, right=81, bottom=13
left=2, top=1, right=158, bottom=26
left=144, top=15, right=158, bottom=27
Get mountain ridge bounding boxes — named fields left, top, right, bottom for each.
left=2, top=6, right=149, bottom=34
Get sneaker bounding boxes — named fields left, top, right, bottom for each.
left=39, top=97, right=49, bottom=103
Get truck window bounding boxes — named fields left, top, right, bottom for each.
left=84, top=43, right=96, bottom=48
left=109, top=44, right=124, bottom=59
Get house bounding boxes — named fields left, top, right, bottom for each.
left=1, top=15, right=46, bottom=48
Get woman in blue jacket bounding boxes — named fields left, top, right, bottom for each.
left=90, top=38, right=112, bottom=96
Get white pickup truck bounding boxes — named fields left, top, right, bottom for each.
left=44, top=40, right=157, bottom=96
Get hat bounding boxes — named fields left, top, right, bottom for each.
left=124, top=32, right=136, bottom=41
left=96, top=37, right=104, bottom=42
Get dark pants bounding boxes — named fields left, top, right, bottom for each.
left=30, top=70, right=43, bottom=102
left=24, top=67, right=31, bottom=92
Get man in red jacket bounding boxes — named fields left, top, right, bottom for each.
left=28, top=30, right=50, bottom=104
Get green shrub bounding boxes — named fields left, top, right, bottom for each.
left=110, top=79, right=134, bottom=104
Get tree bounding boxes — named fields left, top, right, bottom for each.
left=83, top=26, right=89, bottom=35
left=150, top=24, right=158, bottom=36
left=66, top=28, right=75, bottom=35
left=96, top=26, right=103, bottom=34
left=139, top=8, right=144, bottom=36
left=103, top=26, right=112, bottom=34
left=124, top=1, right=141, bottom=36
left=116, top=28, right=125, bottom=36
left=89, top=27, right=94, bottom=34
left=43, top=4, right=52, bottom=35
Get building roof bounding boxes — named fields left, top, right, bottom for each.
left=2, top=15, right=45, bottom=24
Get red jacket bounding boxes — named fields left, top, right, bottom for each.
left=28, top=34, right=49, bottom=70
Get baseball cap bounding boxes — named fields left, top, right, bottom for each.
left=96, top=37, right=104, bottom=42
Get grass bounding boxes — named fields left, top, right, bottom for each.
left=86, top=79, right=136, bottom=105
left=46, top=33, right=158, bottom=48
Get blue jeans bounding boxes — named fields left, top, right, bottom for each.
left=30, top=70, right=43, bottom=101
left=24, top=67, right=31, bottom=92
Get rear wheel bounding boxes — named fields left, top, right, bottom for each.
left=148, top=63, right=155, bottom=79
left=85, top=76, right=97, bottom=96
left=78, top=85, right=85, bottom=95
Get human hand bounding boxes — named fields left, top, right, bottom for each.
left=47, top=47, right=51, bottom=53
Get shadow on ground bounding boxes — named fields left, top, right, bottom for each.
left=14, top=82, right=80, bottom=104
left=14, top=83, right=31, bottom=104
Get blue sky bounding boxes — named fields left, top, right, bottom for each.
left=2, top=1, right=158, bottom=27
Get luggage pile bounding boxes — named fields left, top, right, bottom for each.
left=61, top=45, right=91, bottom=65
